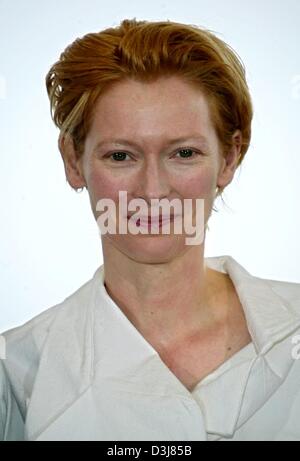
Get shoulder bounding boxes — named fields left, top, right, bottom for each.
left=225, top=254, right=300, bottom=313
left=208, top=255, right=300, bottom=307
left=1, top=272, right=96, bottom=416
left=258, top=276, right=300, bottom=312
left=263, top=277, right=300, bottom=297
left=3, top=273, right=95, bottom=353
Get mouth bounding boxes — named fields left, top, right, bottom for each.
left=127, top=214, right=176, bottom=227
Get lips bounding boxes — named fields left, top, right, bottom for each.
left=127, top=214, right=176, bottom=227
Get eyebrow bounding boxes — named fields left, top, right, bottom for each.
left=93, top=135, right=210, bottom=152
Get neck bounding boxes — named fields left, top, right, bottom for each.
left=101, top=238, right=224, bottom=352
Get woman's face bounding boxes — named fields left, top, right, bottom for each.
left=75, top=75, right=239, bottom=263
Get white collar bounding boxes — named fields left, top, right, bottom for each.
left=25, top=255, right=300, bottom=440
left=192, top=255, right=300, bottom=437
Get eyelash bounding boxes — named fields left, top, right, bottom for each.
left=106, top=148, right=202, bottom=162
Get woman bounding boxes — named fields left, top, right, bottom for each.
left=1, top=18, right=300, bottom=441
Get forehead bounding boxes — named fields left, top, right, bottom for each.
left=88, top=76, right=215, bottom=138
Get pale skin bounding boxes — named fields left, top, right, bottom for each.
left=60, top=75, right=252, bottom=391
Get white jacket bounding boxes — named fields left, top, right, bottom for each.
left=0, top=360, right=24, bottom=440
left=1, top=255, right=300, bottom=441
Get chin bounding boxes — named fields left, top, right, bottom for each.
left=107, top=233, right=189, bottom=264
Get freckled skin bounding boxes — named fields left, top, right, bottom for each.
left=80, top=76, right=227, bottom=265
left=62, top=75, right=249, bottom=389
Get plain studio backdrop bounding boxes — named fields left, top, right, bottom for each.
left=0, top=0, right=299, bottom=332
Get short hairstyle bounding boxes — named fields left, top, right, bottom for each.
left=46, top=18, right=253, bottom=197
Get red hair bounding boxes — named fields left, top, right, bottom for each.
left=46, top=18, right=253, bottom=195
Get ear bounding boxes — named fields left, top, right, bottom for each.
left=217, top=130, right=242, bottom=190
left=58, top=133, right=86, bottom=190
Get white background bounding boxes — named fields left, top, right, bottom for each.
left=0, top=0, right=299, bottom=332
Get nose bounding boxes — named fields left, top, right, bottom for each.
left=133, top=157, right=171, bottom=202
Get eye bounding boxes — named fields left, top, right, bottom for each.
left=174, top=148, right=199, bottom=160
left=106, top=148, right=201, bottom=162
left=108, top=152, right=130, bottom=162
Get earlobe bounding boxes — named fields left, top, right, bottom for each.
left=58, top=133, right=86, bottom=190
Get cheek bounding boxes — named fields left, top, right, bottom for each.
left=87, top=167, right=125, bottom=203
left=177, top=167, right=217, bottom=224
left=85, top=168, right=118, bottom=223
left=86, top=162, right=218, bottom=218
left=178, top=166, right=217, bottom=198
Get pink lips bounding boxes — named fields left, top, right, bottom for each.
left=127, top=215, right=176, bottom=227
